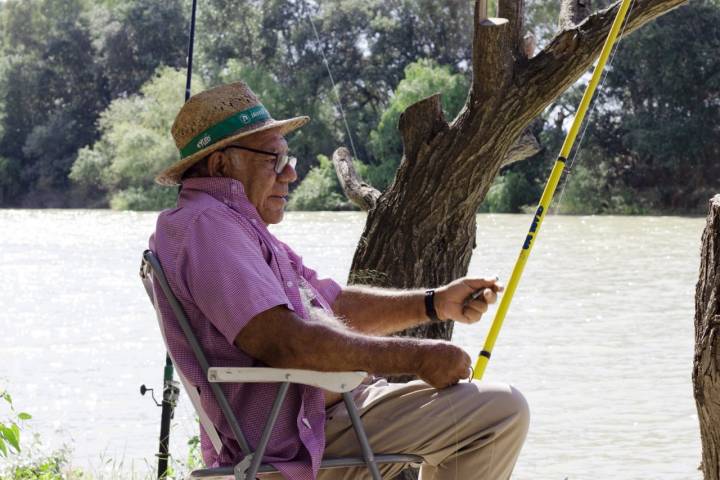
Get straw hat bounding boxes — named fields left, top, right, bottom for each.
left=156, top=81, right=310, bottom=186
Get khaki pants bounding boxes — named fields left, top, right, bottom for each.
left=318, top=378, right=529, bottom=480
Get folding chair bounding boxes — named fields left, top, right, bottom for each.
left=140, top=249, right=422, bottom=479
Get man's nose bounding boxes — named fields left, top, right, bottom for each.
left=277, top=162, right=297, bottom=183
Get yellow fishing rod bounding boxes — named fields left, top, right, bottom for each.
left=472, top=0, right=634, bottom=380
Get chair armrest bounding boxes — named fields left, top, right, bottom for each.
left=207, top=367, right=367, bottom=392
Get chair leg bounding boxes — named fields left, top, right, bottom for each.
left=342, top=392, right=382, bottom=480
left=242, top=382, right=291, bottom=479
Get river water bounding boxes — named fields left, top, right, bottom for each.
left=0, top=210, right=705, bottom=479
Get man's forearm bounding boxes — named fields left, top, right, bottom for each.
left=235, top=305, right=473, bottom=389
left=236, top=305, right=427, bottom=375
left=331, top=286, right=430, bottom=335
left=278, top=321, right=428, bottom=374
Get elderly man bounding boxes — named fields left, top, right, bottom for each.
left=151, top=82, right=528, bottom=480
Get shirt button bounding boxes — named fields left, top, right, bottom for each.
left=251, top=219, right=257, bottom=224
left=286, top=281, right=293, bottom=288
left=302, top=418, right=311, bottom=429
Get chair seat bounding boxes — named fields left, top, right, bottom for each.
left=189, top=453, right=424, bottom=479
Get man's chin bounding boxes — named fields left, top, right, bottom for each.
left=262, top=209, right=285, bottom=225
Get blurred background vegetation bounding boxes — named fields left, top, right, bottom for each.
left=0, top=0, right=718, bottom=214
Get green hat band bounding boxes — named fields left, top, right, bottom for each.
left=179, top=105, right=271, bottom=159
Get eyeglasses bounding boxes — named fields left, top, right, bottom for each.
left=225, top=145, right=297, bottom=174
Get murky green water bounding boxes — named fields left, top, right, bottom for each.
left=0, top=210, right=704, bottom=479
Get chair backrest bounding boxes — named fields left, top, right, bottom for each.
left=140, top=249, right=251, bottom=456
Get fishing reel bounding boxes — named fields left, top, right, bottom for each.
left=140, top=380, right=180, bottom=408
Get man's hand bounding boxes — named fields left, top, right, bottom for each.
left=417, top=340, right=472, bottom=389
left=434, top=277, right=504, bottom=324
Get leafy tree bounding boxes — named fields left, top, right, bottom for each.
left=585, top=0, right=720, bottom=213
left=197, top=0, right=474, bottom=175
left=88, top=0, right=188, bottom=97
left=0, top=0, right=189, bottom=207
left=0, top=0, right=104, bottom=206
left=71, top=67, right=204, bottom=210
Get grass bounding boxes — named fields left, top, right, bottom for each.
left=1, top=384, right=202, bottom=480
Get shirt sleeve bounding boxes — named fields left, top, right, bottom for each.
left=178, top=207, right=291, bottom=345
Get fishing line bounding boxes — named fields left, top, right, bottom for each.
left=307, top=10, right=361, bottom=162
left=554, top=0, right=639, bottom=214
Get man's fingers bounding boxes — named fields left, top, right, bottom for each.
left=466, top=299, right=489, bottom=315
left=482, top=289, right=498, bottom=304
left=464, top=277, right=504, bottom=292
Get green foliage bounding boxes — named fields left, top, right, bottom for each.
left=184, top=433, right=203, bottom=473
left=481, top=170, right=538, bottom=213
left=0, top=388, right=83, bottom=480
left=166, top=432, right=203, bottom=479
left=88, top=0, right=187, bottom=96
left=0, top=0, right=187, bottom=207
left=0, top=0, right=476, bottom=209
left=5, top=451, right=75, bottom=480
left=367, top=59, right=469, bottom=190
left=288, top=155, right=360, bottom=211
left=108, top=186, right=179, bottom=211
left=71, top=67, right=204, bottom=210
left=196, top=0, right=473, bottom=176
left=584, top=0, right=720, bottom=213
left=0, top=0, right=104, bottom=206
left=0, top=390, right=31, bottom=458
left=484, top=0, right=720, bottom=216
left=0, top=0, right=716, bottom=213
left=479, top=114, right=558, bottom=213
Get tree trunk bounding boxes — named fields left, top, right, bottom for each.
left=694, top=194, right=720, bottom=480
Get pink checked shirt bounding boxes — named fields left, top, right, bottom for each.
left=149, top=177, right=342, bottom=479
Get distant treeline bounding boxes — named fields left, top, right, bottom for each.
left=0, top=0, right=717, bottom=214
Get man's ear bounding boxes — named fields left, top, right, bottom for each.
left=207, top=150, right=227, bottom=177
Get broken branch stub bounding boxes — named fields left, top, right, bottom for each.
left=331, top=147, right=380, bottom=212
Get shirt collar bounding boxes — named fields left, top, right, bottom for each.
left=179, top=177, right=265, bottom=225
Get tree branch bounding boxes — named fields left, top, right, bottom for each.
left=398, top=94, right=448, bottom=163
left=559, top=0, right=592, bottom=30
left=498, top=0, right=525, bottom=56
left=502, top=127, right=541, bottom=167
left=332, top=147, right=380, bottom=211
left=471, top=0, right=513, bottom=104
left=519, top=0, right=688, bottom=120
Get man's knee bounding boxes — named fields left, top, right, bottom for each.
left=504, top=384, right=530, bottom=434
left=466, top=381, right=530, bottom=436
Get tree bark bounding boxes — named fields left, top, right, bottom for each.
left=559, top=0, right=592, bottom=30
left=694, top=194, right=720, bottom=480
